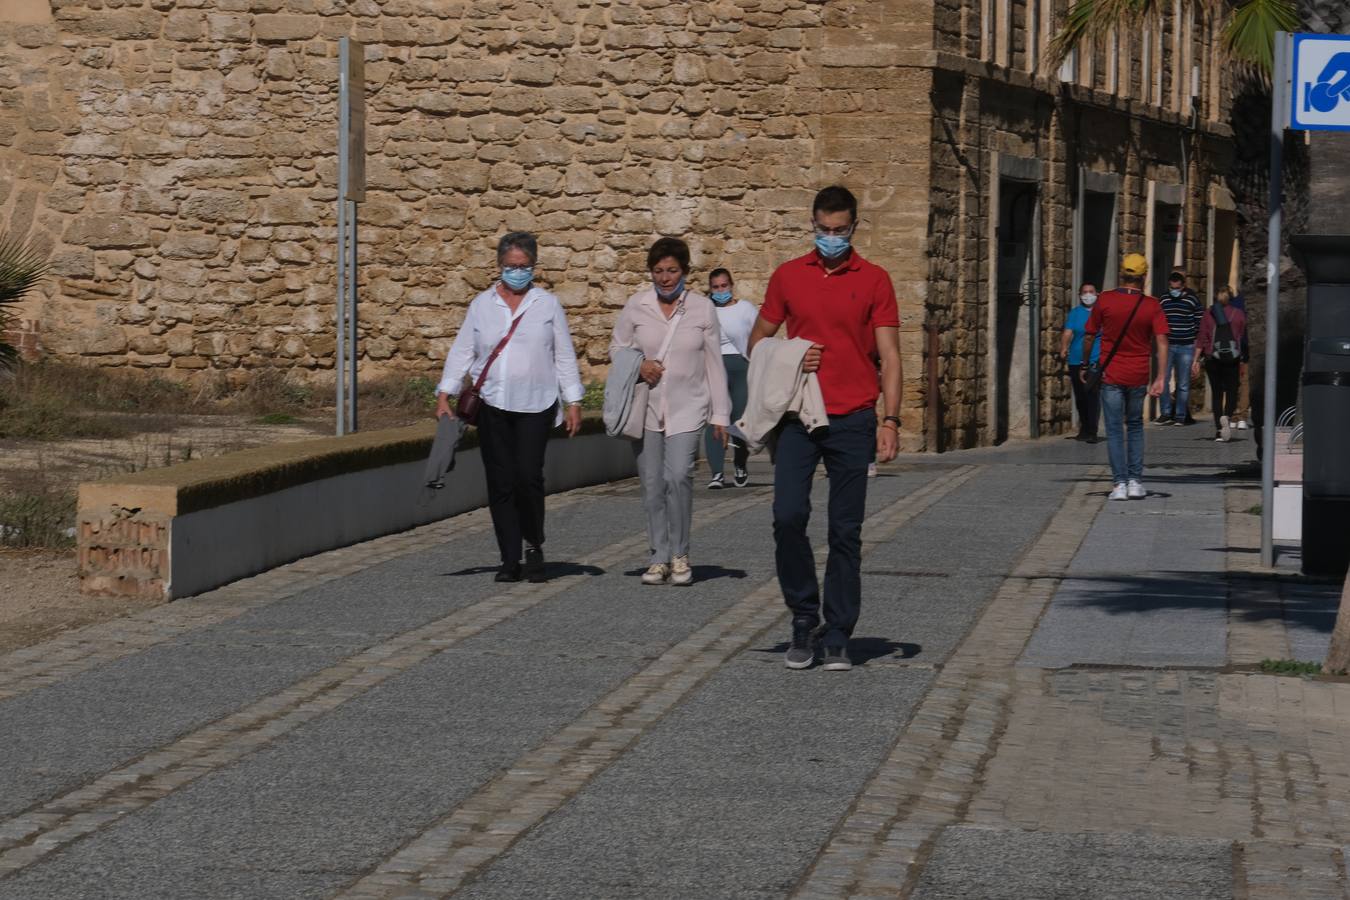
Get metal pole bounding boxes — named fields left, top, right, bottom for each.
left=336, top=37, right=351, bottom=436
left=346, top=198, right=358, bottom=432
left=335, top=199, right=347, bottom=436
left=1260, top=32, right=1289, bottom=569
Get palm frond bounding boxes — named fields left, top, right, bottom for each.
left=0, top=235, right=51, bottom=372
left=0, top=235, right=51, bottom=307
left=1048, top=0, right=1165, bottom=66
left=1223, top=0, right=1301, bottom=75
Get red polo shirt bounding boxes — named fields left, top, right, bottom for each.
left=1085, top=288, right=1168, bottom=387
left=761, top=250, right=899, bottom=416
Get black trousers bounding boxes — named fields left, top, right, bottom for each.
left=772, top=408, right=876, bottom=648
left=476, top=402, right=555, bottom=565
left=1206, top=359, right=1241, bottom=427
left=1068, top=364, right=1100, bottom=437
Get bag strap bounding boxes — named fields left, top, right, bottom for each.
left=1096, top=292, right=1147, bottom=379
left=653, top=293, right=687, bottom=364
left=471, top=306, right=526, bottom=393
left=1212, top=302, right=1229, bottom=327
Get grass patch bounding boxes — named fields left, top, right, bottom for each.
left=257, top=412, right=299, bottom=426
left=581, top=380, right=605, bottom=411
left=1246, top=504, right=1262, bottom=516
left=0, top=481, right=76, bottom=549
left=1258, top=659, right=1323, bottom=676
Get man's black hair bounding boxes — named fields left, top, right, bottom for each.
left=1168, top=271, right=1186, bottom=283
left=812, top=185, right=857, bottom=222
left=708, top=267, right=733, bottom=285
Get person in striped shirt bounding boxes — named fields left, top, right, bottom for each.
left=1156, top=270, right=1203, bottom=425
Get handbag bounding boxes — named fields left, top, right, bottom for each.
left=1083, top=292, right=1145, bottom=392
left=455, top=311, right=524, bottom=425
left=617, top=296, right=686, bottom=440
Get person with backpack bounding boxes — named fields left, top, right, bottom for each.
left=1193, top=286, right=1248, bottom=443
left=1081, top=253, right=1169, bottom=501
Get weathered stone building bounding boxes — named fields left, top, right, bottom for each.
left=0, top=0, right=1235, bottom=449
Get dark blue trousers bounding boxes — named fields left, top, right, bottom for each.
left=772, top=409, right=876, bottom=647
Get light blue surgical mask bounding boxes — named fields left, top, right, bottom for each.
left=656, top=277, right=685, bottom=301
left=501, top=266, right=533, bottom=291
left=814, top=233, right=851, bottom=259
left=710, top=290, right=733, bottom=306
left=1168, top=287, right=1182, bottom=297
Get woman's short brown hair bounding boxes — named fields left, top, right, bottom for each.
left=647, top=237, right=690, bottom=273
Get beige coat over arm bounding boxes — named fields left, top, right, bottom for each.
left=609, top=287, right=731, bottom=436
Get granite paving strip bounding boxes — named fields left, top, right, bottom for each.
left=1020, top=468, right=1230, bottom=668
left=0, top=483, right=772, bottom=880
left=790, top=468, right=1107, bottom=900
left=0, top=485, right=605, bottom=704
left=330, top=465, right=983, bottom=899
left=454, top=465, right=1072, bottom=900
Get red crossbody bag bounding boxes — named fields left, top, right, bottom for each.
left=455, top=312, right=524, bottom=426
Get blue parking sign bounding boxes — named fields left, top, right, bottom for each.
left=1291, top=33, right=1350, bottom=132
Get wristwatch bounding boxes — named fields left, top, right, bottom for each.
left=883, top=415, right=901, bottom=429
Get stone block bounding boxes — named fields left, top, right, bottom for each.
left=160, top=234, right=221, bottom=260
left=253, top=14, right=320, bottom=41
left=65, top=216, right=152, bottom=249
left=182, top=191, right=248, bottom=223
left=259, top=193, right=318, bottom=224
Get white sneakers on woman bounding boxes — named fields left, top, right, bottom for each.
left=641, top=557, right=693, bottom=586
left=1110, top=481, right=1147, bottom=501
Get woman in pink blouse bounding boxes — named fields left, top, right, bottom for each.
left=609, top=237, right=730, bottom=586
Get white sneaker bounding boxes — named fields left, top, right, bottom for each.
left=670, top=555, right=693, bottom=586
left=641, top=563, right=670, bottom=585
left=1219, top=415, right=1232, bottom=443
left=1127, top=480, right=1146, bottom=499
left=1236, top=419, right=1249, bottom=430
left=1109, top=483, right=1129, bottom=501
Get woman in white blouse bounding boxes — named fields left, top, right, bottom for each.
left=609, top=237, right=730, bottom=587
left=704, top=267, right=758, bottom=489
left=436, top=232, right=584, bottom=584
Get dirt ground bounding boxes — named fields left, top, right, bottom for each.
left=0, top=415, right=329, bottom=654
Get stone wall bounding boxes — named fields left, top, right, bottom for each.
left=0, top=1, right=861, bottom=384
left=0, top=0, right=1236, bottom=452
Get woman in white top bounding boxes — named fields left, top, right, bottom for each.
left=704, top=267, right=758, bottom=489
left=609, top=237, right=729, bottom=587
left=436, top=232, right=584, bottom=584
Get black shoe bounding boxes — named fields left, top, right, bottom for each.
left=1182, top=416, right=1197, bottom=426
left=822, top=644, right=853, bottom=671
left=1085, top=436, right=1101, bottom=444
left=733, top=465, right=749, bottom=488
left=784, top=617, right=818, bottom=670
left=524, top=546, right=545, bottom=583
left=1155, top=415, right=1174, bottom=425
left=494, top=562, right=522, bottom=583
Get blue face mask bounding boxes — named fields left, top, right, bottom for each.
left=502, top=267, right=533, bottom=291
left=656, top=277, right=685, bottom=301
left=1169, top=287, right=1182, bottom=297
left=710, top=290, right=733, bottom=306
left=814, top=233, right=851, bottom=259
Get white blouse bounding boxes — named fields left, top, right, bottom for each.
left=437, top=285, right=585, bottom=417
left=715, top=299, right=759, bottom=357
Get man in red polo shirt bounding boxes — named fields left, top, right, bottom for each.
left=747, top=185, right=904, bottom=672
left=1082, top=253, right=1168, bottom=501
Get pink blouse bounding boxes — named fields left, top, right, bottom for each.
left=609, top=288, right=731, bottom=435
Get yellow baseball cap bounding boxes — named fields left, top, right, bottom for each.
left=1121, top=253, right=1148, bottom=276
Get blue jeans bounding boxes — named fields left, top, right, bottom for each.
left=1100, top=384, right=1146, bottom=485
left=1160, top=344, right=1194, bottom=418
left=772, top=409, right=875, bottom=648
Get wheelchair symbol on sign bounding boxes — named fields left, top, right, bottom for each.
left=1305, top=52, right=1350, bottom=114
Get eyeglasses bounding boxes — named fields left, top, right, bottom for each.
left=812, top=222, right=855, bottom=237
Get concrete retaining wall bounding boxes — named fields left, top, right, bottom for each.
left=78, top=424, right=635, bottom=601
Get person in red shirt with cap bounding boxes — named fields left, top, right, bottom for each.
left=1082, top=253, right=1168, bottom=501
left=747, top=186, right=904, bottom=672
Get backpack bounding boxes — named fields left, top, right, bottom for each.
left=1210, top=304, right=1241, bottom=362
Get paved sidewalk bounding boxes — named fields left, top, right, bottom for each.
left=0, top=421, right=1345, bottom=898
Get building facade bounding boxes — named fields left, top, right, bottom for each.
left=0, top=0, right=1236, bottom=450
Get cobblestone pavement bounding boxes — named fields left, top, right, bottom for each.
left=0, top=424, right=1345, bottom=898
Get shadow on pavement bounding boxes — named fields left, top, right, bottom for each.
left=1052, top=570, right=1340, bottom=632
left=621, top=566, right=748, bottom=581
left=753, top=638, right=923, bottom=666
left=440, top=563, right=606, bottom=577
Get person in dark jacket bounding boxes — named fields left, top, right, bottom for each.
left=1192, top=286, right=1248, bottom=443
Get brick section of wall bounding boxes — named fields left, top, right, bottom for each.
left=78, top=506, right=171, bottom=599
